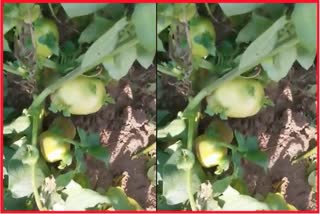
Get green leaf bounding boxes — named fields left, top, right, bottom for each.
left=261, top=46, right=297, bottom=82
left=4, top=189, right=28, bottom=210
left=106, top=187, right=142, bottom=210
left=157, top=4, right=173, bottom=33
left=219, top=4, right=264, bottom=16
left=38, top=32, right=60, bottom=56
left=56, top=171, right=75, bottom=188
left=157, top=118, right=186, bottom=139
left=292, top=3, right=316, bottom=53
left=157, top=36, right=165, bottom=52
left=212, top=176, right=232, bottom=196
left=222, top=194, right=269, bottom=210
left=61, top=3, right=108, bottom=18
left=87, top=146, right=110, bottom=167
left=8, top=146, right=44, bottom=198
left=81, top=17, right=127, bottom=68
left=132, top=4, right=156, bottom=52
left=264, top=193, right=294, bottom=210
left=234, top=131, right=259, bottom=153
left=4, top=114, right=30, bottom=135
left=63, top=180, right=111, bottom=210
left=236, top=14, right=272, bottom=44
left=162, top=149, right=201, bottom=205
left=19, top=3, right=41, bottom=24
left=4, top=4, right=19, bottom=34
left=77, top=128, right=100, bottom=147
left=79, top=15, right=113, bottom=44
left=296, top=46, right=315, bottom=70
left=136, top=45, right=155, bottom=69
left=4, top=38, right=11, bottom=52
left=244, top=150, right=268, bottom=171
left=103, top=45, right=137, bottom=80
left=239, top=16, right=287, bottom=70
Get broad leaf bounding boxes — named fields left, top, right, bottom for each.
left=103, top=45, right=137, bottom=80
left=4, top=38, right=11, bottom=52
left=296, top=46, right=315, bottom=70
left=157, top=118, right=186, bottom=139
left=61, top=3, right=108, bottom=18
left=106, top=187, right=142, bottom=210
left=292, top=3, right=316, bottom=53
left=239, top=16, right=287, bottom=70
left=223, top=194, right=269, bottom=210
left=219, top=4, right=264, bottom=16
left=79, top=15, right=113, bottom=44
left=261, top=46, right=297, bottom=82
left=136, top=45, right=155, bottom=69
left=4, top=114, right=30, bottom=135
left=132, top=4, right=156, bottom=52
left=236, top=14, right=272, bottom=44
left=81, top=18, right=127, bottom=68
left=162, top=149, right=200, bottom=205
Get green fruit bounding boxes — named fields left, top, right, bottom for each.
left=34, top=18, right=59, bottom=58
left=195, top=135, right=228, bottom=168
left=49, top=116, right=76, bottom=139
left=39, top=131, right=70, bottom=163
left=190, top=17, right=216, bottom=57
left=206, top=78, right=265, bottom=118
left=50, top=76, right=106, bottom=115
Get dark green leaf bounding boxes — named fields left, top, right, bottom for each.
left=38, top=32, right=59, bottom=56
left=87, top=146, right=109, bottom=167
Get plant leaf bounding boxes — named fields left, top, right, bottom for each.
left=219, top=4, right=264, bottom=16
left=296, top=46, right=315, bottom=70
left=236, top=14, right=272, bottom=44
left=79, top=15, right=113, bottom=44
left=261, top=46, right=297, bottom=82
left=132, top=4, right=156, bottom=52
left=106, top=187, right=142, bottom=210
left=103, top=45, right=137, bottom=80
left=61, top=3, right=108, bottom=18
left=157, top=118, right=186, bottom=139
left=239, top=16, right=287, bottom=70
left=292, top=3, right=316, bottom=53
left=81, top=17, right=127, bottom=68
left=136, top=45, right=155, bottom=69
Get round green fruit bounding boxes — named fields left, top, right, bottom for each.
left=190, top=17, right=216, bottom=57
left=39, top=131, right=70, bottom=163
left=195, top=132, right=232, bottom=168
left=34, top=18, right=59, bottom=58
left=206, top=78, right=265, bottom=118
left=50, top=76, right=106, bottom=115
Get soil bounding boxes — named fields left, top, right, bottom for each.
left=72, top=64, right=156, bottom=210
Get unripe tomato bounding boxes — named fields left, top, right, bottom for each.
left=34, top=18, right=59, bottom=58
left=174, top=4, right=197, bottom=22
left=206, top=78, right=265, bottom=118
left=49, top=116, right=76, bottom=139
left=190, top=17, right=216, bottom=57
left=50, top=76, right=106, bottom=115
left=39, top=131, right=70, bottom=163
left=195, top=134, right=230, bottom=168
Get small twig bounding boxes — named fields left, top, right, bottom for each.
left=48, top=4, right=62, bottom=24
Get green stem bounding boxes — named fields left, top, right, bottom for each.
left=292, top=147, right=316, bottom=164
left=132, top=143, right=156, bottom=158
left=184, top=38, right=299, bottom=114
left=29, top=39, right=138, bottom=110
left=31, top=109, right=46, bottom=211
left=186, top=114, right=197, bottom=211
left=4, top=64, right=26, bottom=77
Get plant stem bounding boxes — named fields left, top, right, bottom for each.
left=184, top=38, right=299, bottom=114
left=292, top=147, right=316, bottom=164
left=4, top=64, right=26, bottom=77
left=29, top=39, right=138, bottom=110
left=31, top=109, right=46, bottom=211
left=132, top=143, right=156, bottom=158
left=186, top=114, right=197, bottom=211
